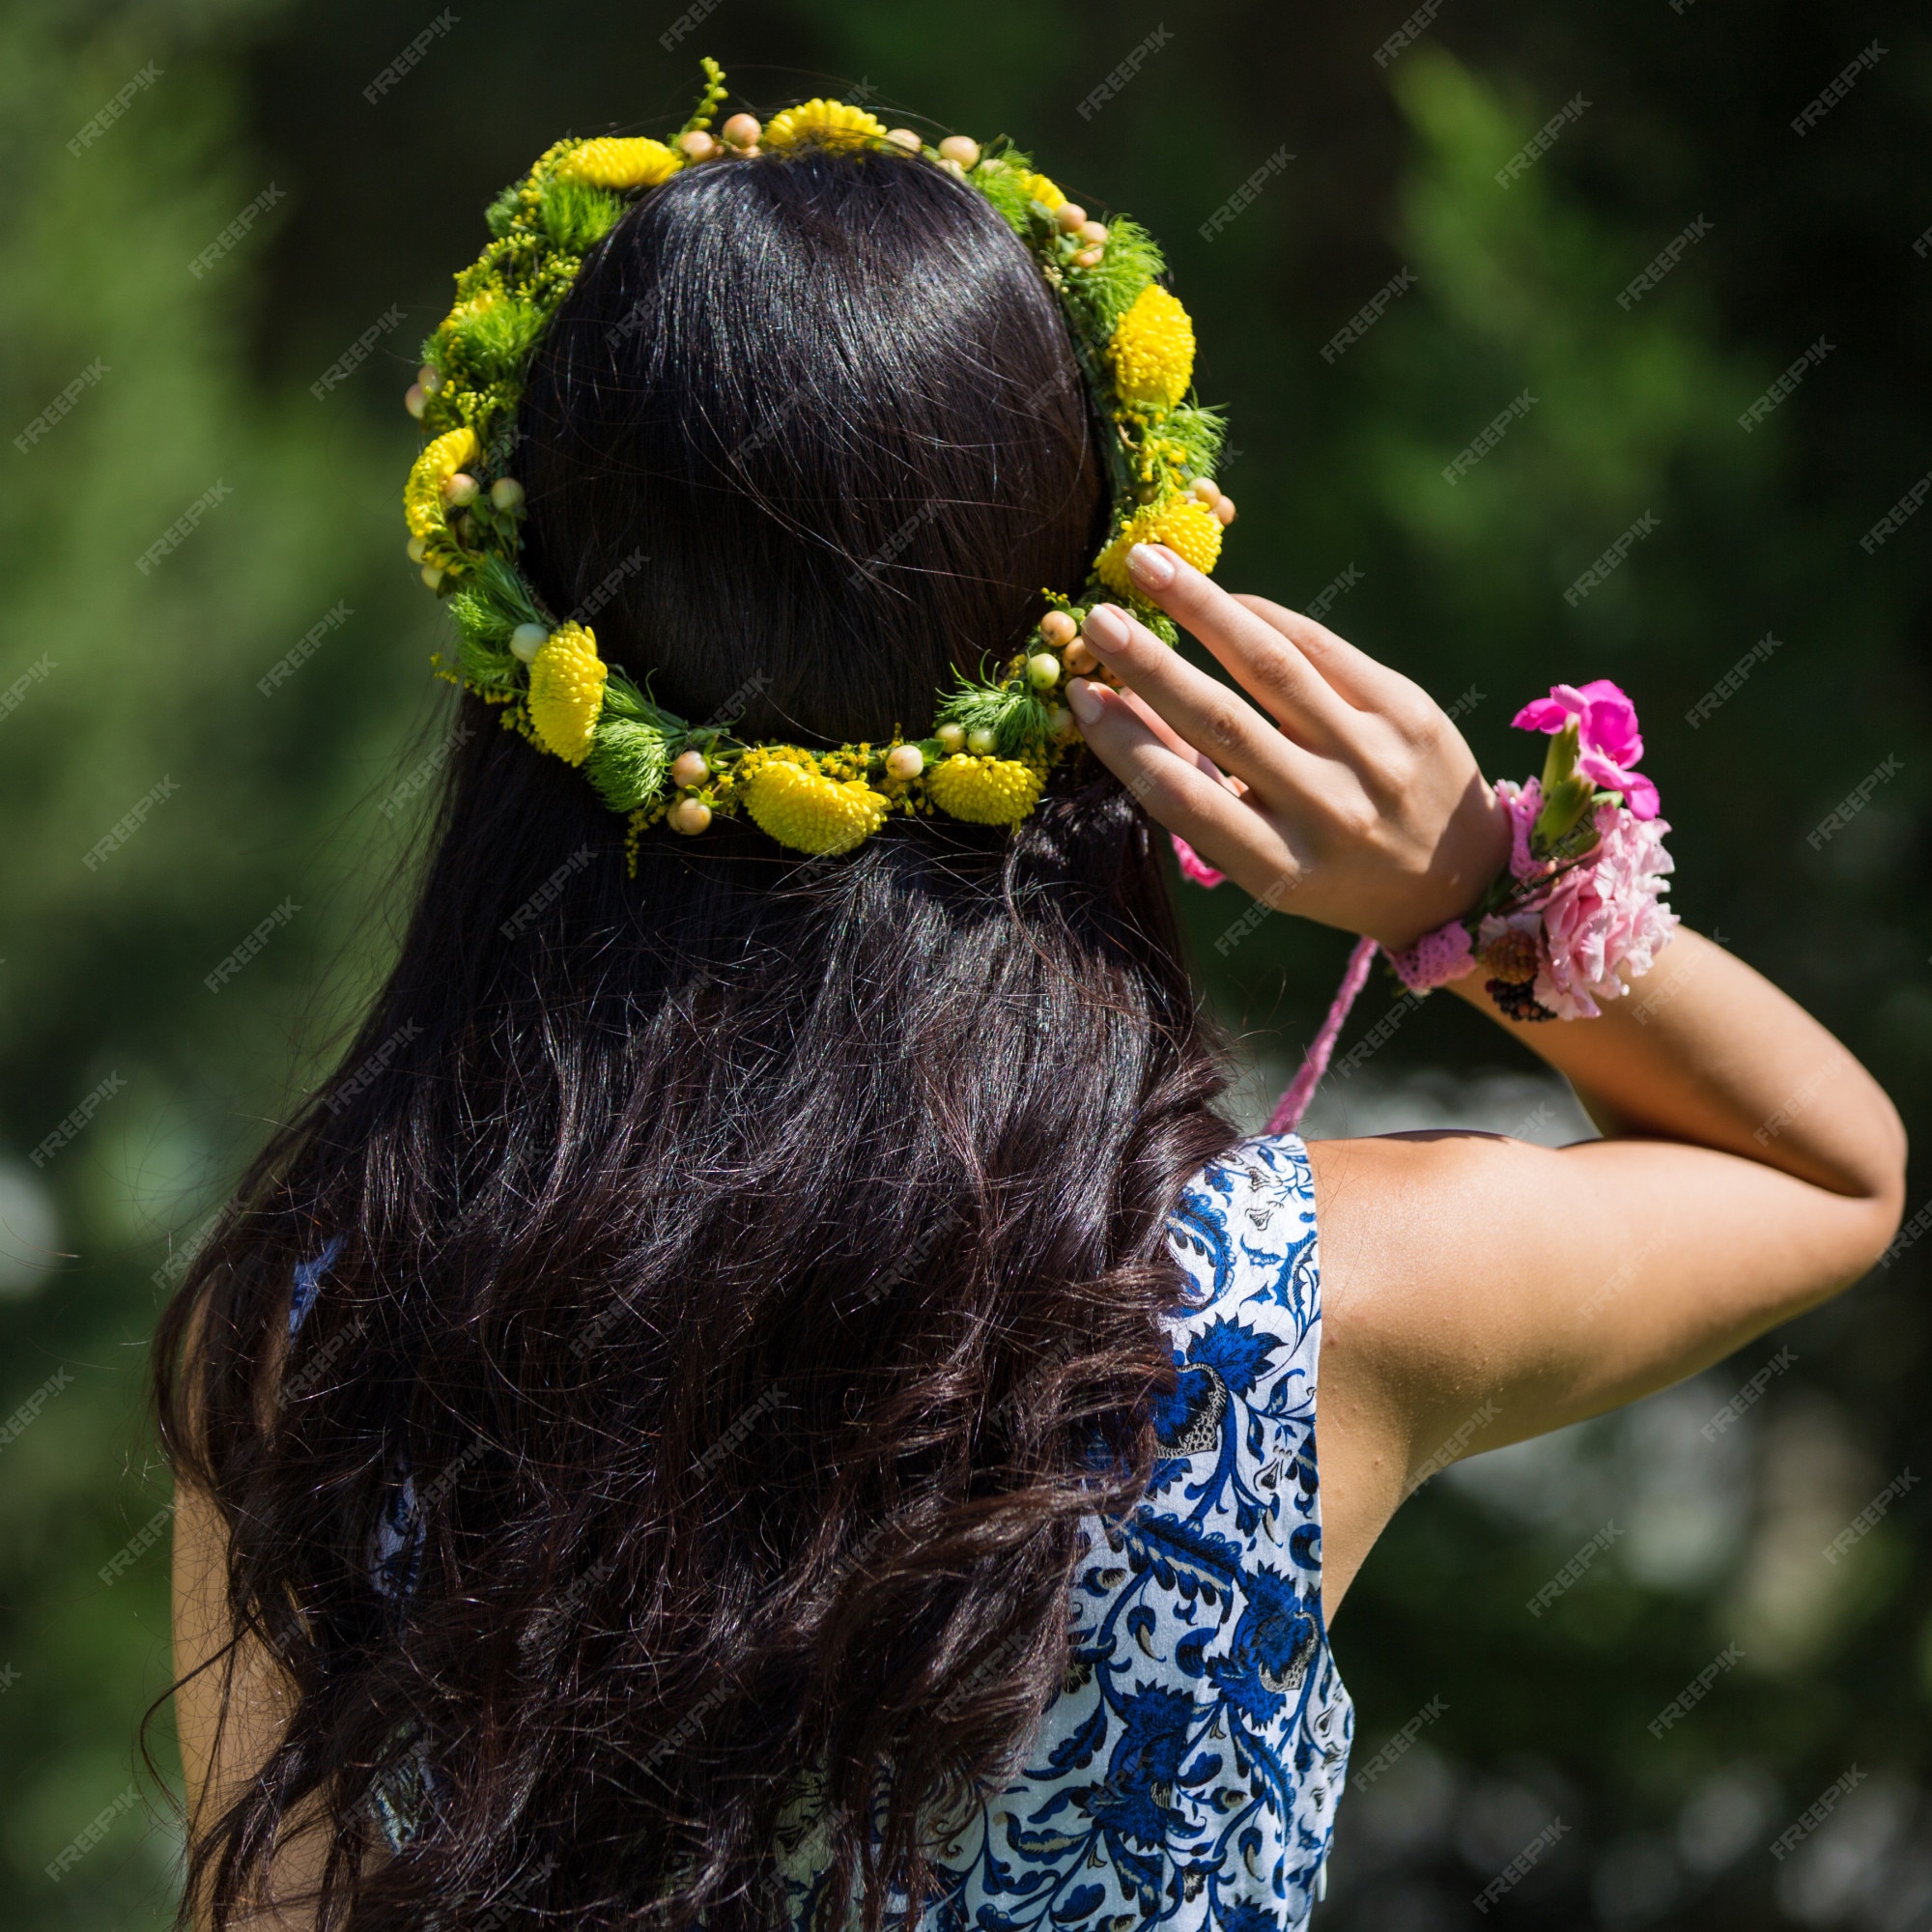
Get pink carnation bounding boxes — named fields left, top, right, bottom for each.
left=1484, top=786, right=1677, bottom=1019
left=1512, top=678, right=1659, bottom=819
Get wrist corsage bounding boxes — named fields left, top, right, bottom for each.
left=1172, top=677, right=1679, bottom=1132
left=1384, top=678, right=1677, bottom=1021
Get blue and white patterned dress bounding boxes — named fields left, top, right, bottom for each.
left=290, top=1133, right=1350, bottom=1926
left=780, top=1133, right=1352, bottom=1931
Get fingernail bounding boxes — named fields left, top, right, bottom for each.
left=1128, top=543, right=1176, bottom=589
left=1066, top=677, right=1104, bottom=724
left=1082, top=604, right=1130, bottom=653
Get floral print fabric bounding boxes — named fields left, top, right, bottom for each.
left=785, top=1132, right=1352, bottom=1931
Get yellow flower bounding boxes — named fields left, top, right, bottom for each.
left=1107, top=284, right=1196, bottom=412
left=405, top=426, right=481, bottom=540
left=439, top=287, right=498, bottom=333
left=924, top=753, right=1044, bottom=827
left=763, top=99, right=889, bottom=151
left=742, top=754, right=891, bottom=855
left=1022, top=172, right=1065, bottom=212
left=1095, top=497, right=1224, bottom=595
left=526, top=622, right=608, bottom=765
left=552, top=137, right=682, bottom=191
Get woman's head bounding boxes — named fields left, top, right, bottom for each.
left=521, top=144, right=1105, bottom=743
left=156, top=142, right=1238, bottom=1932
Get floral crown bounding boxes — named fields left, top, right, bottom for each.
left=401, top=59, right=1235, bottom=862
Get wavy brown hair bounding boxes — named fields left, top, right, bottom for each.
left=154, top=141, right=1239, bottom=1932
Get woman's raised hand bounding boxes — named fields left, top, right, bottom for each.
left=1065, top=542, right=1513, bottom=952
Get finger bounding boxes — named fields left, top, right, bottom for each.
left=1109, top=680, right=1200, bottom=762
left=1079, top=601, right=1323, bottom=808
left=1109, top=685, right=1248, bottom=794
left=1068, top=678, right=1302, bottom=889
left=1120, top=544, right=1357, bottom=744
left=1230, top=593, right=1421, bottom=716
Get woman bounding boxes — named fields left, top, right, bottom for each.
left=161, top=93, right=1905, bottom=1932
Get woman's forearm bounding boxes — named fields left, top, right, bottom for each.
left=1447, top=926, right=1907, bottom=1205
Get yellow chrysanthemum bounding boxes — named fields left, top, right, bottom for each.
left=1095, top=497, right=1224, bottom=595
left=404, top=426, right=481, bottom=540
left=763, top=99, right=889, bottom=151
left=1106, top=283, right=1196, bottom=412
left=742, top=755, right=891, bottom=855
left=1022, top=172, right=1065, bottom=212
left=924, top=753, right=1044, bottom=827
left=440, top=287, right=498, bottom=330
left=526, top=622, right=608, bottom=765
left=552, top=136, right=682, bottom=191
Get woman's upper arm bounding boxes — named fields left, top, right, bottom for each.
left=172, top=1475, right=235, bottom=1826
left=174, top=1478, right=334, bottom=1928
left=176, top=1478, right=305, bottom=1819
left=1308, top=1127, right=1904, bottom=1613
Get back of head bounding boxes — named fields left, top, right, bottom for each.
left=157, top=136, right=1239, bottom=1932
left=522, top=146, right=1102, bottom=744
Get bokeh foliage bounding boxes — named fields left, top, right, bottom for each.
left=0, top=1, right=1923, bottom=1925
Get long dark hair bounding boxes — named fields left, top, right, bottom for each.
left=155, top=141, right=1239, bottom=1932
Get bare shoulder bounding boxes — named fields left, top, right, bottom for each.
left=1305, top=1125, right=1895, bottom=1620
left=1306, top=1130, right=1543, bottom=1615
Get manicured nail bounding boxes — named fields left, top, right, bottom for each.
left=1128, top=543, right=1176, bottom=589
left=1066, top=677, right=1104, bottom=724
left=1082, top=604, right=1131, bottom=653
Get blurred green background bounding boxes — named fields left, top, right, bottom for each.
left=2, top=0, right=1926, bottom=1924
